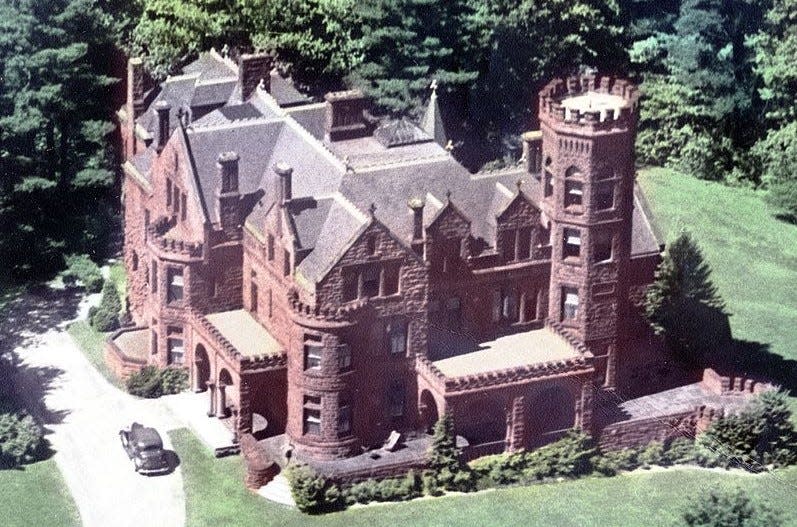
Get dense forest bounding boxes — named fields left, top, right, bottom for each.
left=1, top=0, right=795, bottom=282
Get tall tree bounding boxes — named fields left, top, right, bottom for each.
left=644, top=231, right=727, bottom=363
left=349, top=0, right=478, bottom=117
left=0, top=0, right=118, bottom=280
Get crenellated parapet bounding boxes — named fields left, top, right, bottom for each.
left=146, top=216, right=204, bottom=259
left=538, top=75, right=639, bottom=132
left=417, top=352, right=593, bottom=395
left=287, top=288, right=368, bottom=328
left=189, top=308, right=286, bottom=371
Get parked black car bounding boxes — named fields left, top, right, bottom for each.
left=119, top=422, right=170, bottom=475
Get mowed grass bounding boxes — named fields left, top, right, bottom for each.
left=637, top=168, right=797, bottom=365
left=66, top=320, right=122, bottom=388
left=0, top=459, right=80, bottom=527
left=172, top=428, right=797, bottom=527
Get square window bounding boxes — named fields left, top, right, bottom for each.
left=283, top=250, right=291, bottom=277
left=562, top=287, right=579, bottom=321
left=502, top=291, right=518, bottom=321
left=596, top=183, right=614, bottom=210
left=303, top=408, right=321, bottom=435
left=167, top=338, right=184, bottom=365
left=267, top=234, right=275, bottom=261
left=167, top=268, right=183, bottom=303
left=151, top=261, right=158, bottom=293
left=565, top=180, right=583, bottom=207
left=388, top=323, right=407, bottom=355
left=339, top=344, right=352, bottom=369
left=594, top=236, right=613, bottom=262
left=342, top=270, right=358, bottom=302
left=383, top=265, right=400, bottom=295
left=361, top=266, right=380, bottom=298
left=304, top=345, right=322, bottom=370
left=563, top=229, right=581, bottom=259
left=339, top=404, right=352, bottom=434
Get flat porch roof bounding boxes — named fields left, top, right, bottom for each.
left=204, top=309, right=282, bottom=358
left=430, top=327, right=580, bottom=378
left=111, top=328, right=150, bottom=361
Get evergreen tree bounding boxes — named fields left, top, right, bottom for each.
left=428, top=412, right=460, bottom=473
left=349, top=0, right=478, bottom=117
left=645, top=231, right=726, bottom=362
left=91, top=280, right=122, bottom=332
left=0, top=0, right=118, bottom=280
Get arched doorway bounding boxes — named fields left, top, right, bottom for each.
left=194, top=344, right=210, bottom=392
left=458, top=398, right=505, bottom=445
left=527, top=386, right=575, bottom=447
left=419, top=390, right=439, bottom=433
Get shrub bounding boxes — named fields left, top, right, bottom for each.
left=0, top=413, right=43, bottom=467
left=698, top=389, right=797, bottom=470
left=126, top=366, right=163, bottom=398
left=666, top=437, right=698, bottom=465
left=426, top=413, right=474, bottom=491
left=286, top=464, right=342, bottom=514
left=592, top=448, right=641, bottom=476
left=125, top=366, right=188, bottom=398
left=90, top=280, right=121, bottom=332
left=638, top=441, right=667, bottom=468
left=522, top=430, right=596, bottom=481
left=680, top=487, right=782, bottom=527
left=160, top=367, right=188, bottom=395
left=62, top=254, right=103, bottom=293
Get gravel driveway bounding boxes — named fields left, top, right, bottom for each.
left=10, top=307, right=186, bottom=527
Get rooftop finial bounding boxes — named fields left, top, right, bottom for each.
left=221, top=44, right=229, bottom=58
left=516, top=179, right=524, bottom=191
left=369, top=203, right=377, bottom=216
left=446, top=189, right=452, bottom=201
left=445, top=140, right=454, bottom=153
left=430, top=79, right=438, bottom=95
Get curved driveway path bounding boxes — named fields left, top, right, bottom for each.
left=12, top=318, right=186, bottom=527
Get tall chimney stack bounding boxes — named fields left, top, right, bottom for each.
left=238, top=53, right=273, bottom=101
left=217, top=152, right=241, bottom=237
left=324, top=90, right=369, bottom=141
left=155, top=100, right=171, bottom=153
left=218, top=151, right=240, bottom=193
left=522, top=130, right=543, bottom=173
left=274, top=162, right=293, bottom=205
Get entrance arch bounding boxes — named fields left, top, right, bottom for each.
left=527, top=386, right=575, bottom=446
left=419, top=390, right=439, bottom=432
left=194, top=344, right=210, bottom=392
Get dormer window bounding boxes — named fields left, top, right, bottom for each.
left=167, top=268, right=183, bottom=303
left=361, top=265, right=380, bottom=297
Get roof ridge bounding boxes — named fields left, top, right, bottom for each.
left=186, top=116, right=284, bottom=133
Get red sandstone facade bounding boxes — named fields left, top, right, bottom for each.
left=113, top=50, right=687, bottom=469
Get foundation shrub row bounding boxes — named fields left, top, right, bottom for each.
left=125, top=365, right=188, bottom=398
left=286, top=392, right=797, bottom=514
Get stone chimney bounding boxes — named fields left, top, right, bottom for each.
left=155, top=100, right=171, bottom=153
left=522, top=130, right=543, bottom=173
left=409, top=197, right=425, bottom=256
left=217, top=152, right=241, bottom=236
left=324, top=90, right=369, bottom=141
left=127, top=58, right=146, bottom=120
left=274, top=162, right=293, bottom=205
left=239, top=53, right=273, bottom=101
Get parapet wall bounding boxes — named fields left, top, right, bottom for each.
left=538, top=75, right=640, bottom=132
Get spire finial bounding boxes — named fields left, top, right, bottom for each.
left=444, top=140, right=454, bottom=154
left=430, top=79, right=438, bottom=95
left=446, top=189, right=452, bottom=201
left=369, top=202, right=377, bottom=216
left=516, top=179, right=524, bottom=191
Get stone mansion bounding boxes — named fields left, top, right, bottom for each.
left=109, top=50, right=760, bottom=475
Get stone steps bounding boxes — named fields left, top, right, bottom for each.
left=257, top=474, right=295, bottom=507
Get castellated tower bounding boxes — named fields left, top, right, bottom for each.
left=539, top=75, right=640, bottom=391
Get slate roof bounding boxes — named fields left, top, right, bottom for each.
left=135, top=52, right=663, bottom=288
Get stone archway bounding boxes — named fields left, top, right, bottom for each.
left=194, top=344, right=210, bottom=392
left=527, top=386, right=576, bottom=446
left=458, top=397, right=505, bottom=445
left=419, top=389, right=439, bottom=433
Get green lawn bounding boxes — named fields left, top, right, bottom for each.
left=637, top=168, right=797, bottom=366
left=66, top=320, right=122, bottom=388
left=172, top=428, right=797, bottom=527
left=0, top=459, right=80, bottom=527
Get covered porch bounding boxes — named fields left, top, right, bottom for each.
left=189, top=308, right=287, bottom=438
left=418, top=325, right=595, bottom=457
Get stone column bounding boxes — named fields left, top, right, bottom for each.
left=216, top=384, right=227, bottom=419
left=193, top=359, right=203, bottom=392
left=207, top=382, right=216, bottom=417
